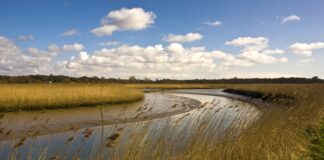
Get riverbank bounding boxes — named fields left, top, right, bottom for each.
left=0, top=93, right=201, bottom=141
left=126, top=84, right=324, bottom=159
left=0, top=83, right=268, bottom=112
left=209, top=85, right=324, bottom=159
left=0, top=84, right=322, bottom=159
left=148, top=84, right=323, bottom=159
left=0, top=89, right=260, bottom=159
left=0, top=83, right=233, bottom=112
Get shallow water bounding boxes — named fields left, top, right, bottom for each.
left=0, top=93, right=200, bottom=141
left=0, top=89, right=261, bottom=159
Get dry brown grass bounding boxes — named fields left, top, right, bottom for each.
left=119, top=84, right=324, bottom=159
left=188, top=84, right=323, bottom=159
left=0, top=84, right=143, bottom=111
left=1, top=84, right=323, bottom=159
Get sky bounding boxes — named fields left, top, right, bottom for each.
left=0, top=0, right=324, bottom=79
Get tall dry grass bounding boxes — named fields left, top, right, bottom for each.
left=186, top=84, right=323, bottom=159
left=118, top=84, right=324, bottom=159
left=1, top=84, right=323, bottom=159
left=0, top=84, right=143, bottom=111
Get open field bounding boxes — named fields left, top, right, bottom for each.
left=0, top=84, right=143, bottom=111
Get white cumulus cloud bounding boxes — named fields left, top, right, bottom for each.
left=164, top=33, right=203, bottom=43
left=226, top=37, right=288, bottom=65
left=289, top=42, right=324, bottom=56
left=27, top=47, right=55, bottom=57
left=0, top=36, right=20, bottom=56
left=91, top=25, right=119, bottom=36
left=263, top=49, right=284, bottom=55
left=0, top=35, right=291, bottom=79
left=0, top=36, right=52, bottom=75
left=91, top=8, right=156, bottom=36
left=63, top=43, right=220, bottom=76
left=225, top=37, right=268, bottom=50
left=60, top=37, right=287, bottom=78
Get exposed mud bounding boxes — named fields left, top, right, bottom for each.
left=0, top=89, right=261, bottom=159
left=0, top=93, right=200, bottom=140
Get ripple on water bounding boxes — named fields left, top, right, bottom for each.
left=0, top=89, right=261, bottom=159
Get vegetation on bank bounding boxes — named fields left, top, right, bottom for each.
left=0, top=83, right=323, bottom=159
left=0, top=84, right=143, bottom=112
left=210, top=85, right=324, bottom=159
left=0, top=74, right=322, bottom=84
left=122, top=84, right=324, bottom=159
left=0, top=83, right=222, bottom=111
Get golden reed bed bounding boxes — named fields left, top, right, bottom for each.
left=0, top=84, right=143, bottom=111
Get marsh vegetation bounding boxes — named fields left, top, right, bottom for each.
left=0, top=84, right=322, bottom=159
left=0, top=84, right=143, bottom=111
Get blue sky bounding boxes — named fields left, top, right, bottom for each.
left=0, top=0, right=323, bottom=79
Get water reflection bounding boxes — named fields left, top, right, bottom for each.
left=0, top=89, right=260, bottom=159
left=0, top=93, right=200, bottom=141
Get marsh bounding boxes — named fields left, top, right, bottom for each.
left=0, top=89, right=260, bottom=159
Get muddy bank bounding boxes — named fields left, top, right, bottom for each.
left=223, top=88, right=295, bottom=105
left=162, top=89, right=248, bottom=100
left=0, top=93, right=200, bottom=141
left=0, top=91, right=261, bottom=159
left=0, top=89, right=269, bottom=141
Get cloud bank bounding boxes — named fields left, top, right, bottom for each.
left=0, top=35, right=290, bottom=79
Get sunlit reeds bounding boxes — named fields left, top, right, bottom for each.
left=0, top=84, right=143, bottom=111
left=120, top=84, right=324, bottom=159
left=0, top=84, right=323, bottom=159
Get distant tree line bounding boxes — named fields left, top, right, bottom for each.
left=0, top=75, right=322, bottom=84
